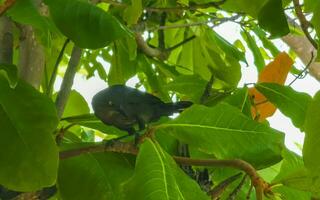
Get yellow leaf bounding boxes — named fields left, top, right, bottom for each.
left=249, top=52, right=293, bottom=121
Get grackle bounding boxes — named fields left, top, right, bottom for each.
left=92, top=85, right=192, bottom=138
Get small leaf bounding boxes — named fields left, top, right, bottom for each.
left=165, top=75, right=207, bottom=103
left=156, top=104, right=284, bottom=168
left=46, top=0, right=129, bottom=49
left=122, top=139, right=209, bottom=200
left=255, top=83, right=312, bottom=129
left=0, top=78, right=58, bottom=191
left=258, top=0, right=289, bottom=38
left=241, top=30, right=265, bottom=72
left=123, top=0, right=143, bottom=25
left=108, top=39, right=137, bottom=85
left=61, top=90, right=90, bottom=117
left=223, top=87, right=252, bottom=117
left=0, top=63, right=18, bottom=88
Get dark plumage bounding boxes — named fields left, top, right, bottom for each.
left=91, top=85, right=192, bottom=135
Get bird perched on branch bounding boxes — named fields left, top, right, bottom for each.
left=92, top=85, right=192, bottom=138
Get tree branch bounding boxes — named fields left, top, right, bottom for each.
left=59, top=140, right=270, bottom=200
left=0, top=16, right=13, bottom=64
left=0, top=0, right=16, bottom=16
left=46, top=38, right=70, bottom=97
left=135, top=33, right=169, bottom=60
left=292, top=0, right=317, bottom=49
left=55, top=45, right=82, bottom=119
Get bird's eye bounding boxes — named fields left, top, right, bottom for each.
left=108, top=101, right=113, bottom=105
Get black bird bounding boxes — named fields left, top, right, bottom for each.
left=92, top=85, right=192, bottom=137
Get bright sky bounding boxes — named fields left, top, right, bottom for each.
left=55, top=21, right=320, bottom=155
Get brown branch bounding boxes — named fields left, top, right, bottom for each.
left=0, top=0, right=16, bottom=16
left=101, top=0, right=227, bottom=12
left=293, top=0, right=317, bottom=49
left=59, top=140, right=271, bottom=200
left=135, top=33, right=169, bottom=60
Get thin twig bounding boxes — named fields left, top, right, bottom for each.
left=55, top=45, right=82, bottom=119
left=210, top=173, right=242, bottom=199
left=227, top=175, right=248, bottom=200
left=289, top=52, right=314, bottom=86
left=293, top=0, right=317, bottom=49
left=0, top=0, right=16, bottom=16
left=46, top=38, right=70, bottom=97
left=165, top=35, right=196, bottom=52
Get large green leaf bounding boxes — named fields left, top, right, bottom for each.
left=252, top=26, right=280, bottom=57
left=0, top=78, right=58, bottom=191
left=256, top=83, right=312, bottom=130
left=122, top=139, right=209, bottom=200
left=303, top=92, right=320, bottom=178
left=59, top=151, right=135, bottom=200
left=156, top=104, right=284, bottom=168
left=257, top=0, right=289, bottom=38
left=0, top=63, right=18, bottom=88
left=45, top=0, right=129, bottom=49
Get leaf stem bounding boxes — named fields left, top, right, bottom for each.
left=46, top=38, right=70, bottom=97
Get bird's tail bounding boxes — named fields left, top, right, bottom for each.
left=164, top=101, right=193, bottom=114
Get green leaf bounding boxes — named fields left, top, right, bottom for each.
left=156, top=104, right=284, bottom=168
left=0, top=78, right=58, bottom=191
left=165, top=75, right=207, bottom=103
left=273, top=149, right=318, bottom=196
left=256, top=83, right=312, bottom=130
left=0, top=63, right=18, bottom=88
left=303, top=92, right=320, bottom=176
left=59, top=151, right=135, bottom=200
left=223, top=87, right=252, bottom=117
left=258, top=0, right=289, bottom=38
left=62, top=90, right=90, bottom=117
left=241, top=30, right=265, bottom=72
left=208, top=30, right=247, bottom=64
left=46, top=0, right=129, bottom=49
left=78, top=121, right=127, bottom=137
left=123, top=0, right=143, bottom=25
left=122, top=139, right=209, bottom=200
left=222, top=0, right=268, bottom=17
left=252, top=26, right=280, bottom=57
left=108, top=39, right=137, bottom=85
